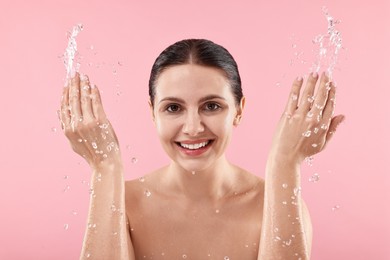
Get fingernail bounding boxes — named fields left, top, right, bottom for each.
left=71, top=68, right=76, bottom=78
left=312, top=72, right=318, bottom=78
left=296, top=76, right=303, bottom=81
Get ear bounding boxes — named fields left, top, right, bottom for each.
left=234, top=96, right=245, bottom=126
left=148, top=99, right=156, bottom=124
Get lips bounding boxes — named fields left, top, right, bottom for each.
left=175, top=139, right=214, bottom=156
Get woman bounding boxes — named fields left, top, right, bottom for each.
left=60, top=39, right=344, bottom=259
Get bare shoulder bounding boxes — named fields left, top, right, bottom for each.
left=232, top=165, right=265, bottom=196
left=124, top=166, right=166, bottom=201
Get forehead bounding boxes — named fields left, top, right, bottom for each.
left=155, top=64, right=233, bottom=100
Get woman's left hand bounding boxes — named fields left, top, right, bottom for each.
left=269, top=72, right=345, bottom=164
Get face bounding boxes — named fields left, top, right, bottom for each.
left=150, top=64, right=244, bottom=173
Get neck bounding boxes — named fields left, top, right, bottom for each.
left=165, top=156, right=238, bottom=202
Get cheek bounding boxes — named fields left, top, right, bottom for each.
left=155, top=117, right=176, bottom=142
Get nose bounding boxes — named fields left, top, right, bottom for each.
left=182, top=110, right=205, bottom=136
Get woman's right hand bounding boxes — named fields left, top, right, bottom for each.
left=59, top=73, right=121, bottom=168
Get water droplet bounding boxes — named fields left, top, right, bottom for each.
left=144, top=190, right=152, bottom=197
left=309, top=173, right=320, bottom=182
left=292, top=43, right=297, bottom=48
left=63, top=185, right=70, bottom=192
left=291, top=94, right=298, bottom=101
left=321, top=124, right=328, bottom=130
left=274, top=227, right=279, bottom=232
left=307, top=96, right=315, bottom=103
left=302, top=130, right=312, bottom=137
left=282, top=201, right=287, bottom=205
left=191, top=171, right=196, bottom=175
left=77, top=138, right=83, bottom=143
left=276, top=82, right=281, bottom=87
left=91, top=142, right=97, bottom=149
left=51, top=127, right=57, bottom=133
left=215, top=209, right=220, bottom=213
left=305, top=156, right=314, bottom=166
left=307, top=112, right=314, bottom=118
left=116, top=91, right=122, bottom=96
left=131, top=157, right=138, bottom=164
left=293, top=187, right=302, bottom=196
left=126, top=145, right=131, bottom=150
left=71, top=210, right=78, bottom=216
left=64, top=175, right=69, bottom=179
left=313, top=128, right=319, bottom=134
left=86, top=253, right=91, bottom=258
left=111, top=204, right=117, bottom=212
left=224, top=256, right=230, bottom=260
left=274, top=236, right=281, bottom=241
left=182, top=254, right=187, bottom=259
left=312, top=143, right=318, bottom=148
left=139, top=176, right=145, bottom=182
left=88, top=223, right=97, bottom=229
left=282, top=183, right=288, bottom=189
left=332, top=205, right=340, bottom=211
left=284, top=239, right=292, bottom=246
left=64, top=224, right=69, bottom=230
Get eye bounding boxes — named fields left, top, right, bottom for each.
left=166, top=104, right=181, bottom=113
left=204, top=102, right=221, bottom=111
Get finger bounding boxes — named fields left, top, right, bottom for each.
left=324, top=114, right=345, bottom=144
left=284, top=76, right=303, bottom=116
left=90, top=84, right=107, bottom=121
left=69, top=73, right=82, bottom=124
left=321, top=83, right=336, bottom=123
left=309, top=72, right=331, bottom=121
left=297, top=72, right=319, bottom=113
left=79, top=74, right=94, bottom=122
left=60, top=83, right=71, bottom=129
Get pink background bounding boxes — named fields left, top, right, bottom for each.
left=1, top=0, right=389, bottom=259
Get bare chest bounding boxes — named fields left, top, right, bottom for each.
left=128, top=195, right=263, bottom=260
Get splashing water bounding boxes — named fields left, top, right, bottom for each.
left=309, top=173, right=320, bottom=183
left=63, top=24, right=83, bottom=79
left=312, top=7, right=343, bottom=80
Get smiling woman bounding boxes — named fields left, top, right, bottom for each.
left=60, top=39, right=344, bottom=259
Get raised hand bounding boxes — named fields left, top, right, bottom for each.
left=60, top=73, right=120, bottom=167
left=270, top=72, right=345, bottom=164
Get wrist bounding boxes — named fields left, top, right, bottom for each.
left=90, top=154, right=124, bottom=172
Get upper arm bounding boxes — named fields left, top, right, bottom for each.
left=125, top=181, right=137, bottom=260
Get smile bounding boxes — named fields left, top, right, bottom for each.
left=175, top=140, right=214, bottom=156
left=179, top=141, right=209, bottom=150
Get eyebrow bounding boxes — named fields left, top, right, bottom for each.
left=158, top=95, right=226, bottom=105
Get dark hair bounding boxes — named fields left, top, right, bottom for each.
left=148, top=39, right=243, bottom=107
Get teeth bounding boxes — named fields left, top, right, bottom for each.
left=180, top=141, right=209, bottom=150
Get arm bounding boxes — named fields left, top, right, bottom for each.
left=258, top=72, right=344, bottom=260
left=60, top=73, right=135, bottom=260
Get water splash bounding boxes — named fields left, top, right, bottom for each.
left=64, top=24, right=83, bottom=79
left=332, top=205, right=341, bottom=211
left=312, top=7, right=343, bottom=80
left=64, top=223, right=69, bottom=230
left=309, top=173, right=320, bottom=183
